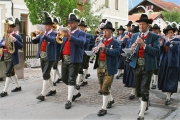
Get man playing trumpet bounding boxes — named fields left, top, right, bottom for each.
left=31, top=17, right=57, bottom=101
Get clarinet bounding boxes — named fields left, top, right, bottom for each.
left=127, top=32, right=141, bottom=61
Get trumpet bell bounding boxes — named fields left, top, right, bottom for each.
left=56, top=31, right=64, bottom=44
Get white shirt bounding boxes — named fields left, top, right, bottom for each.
left=141, top=30, right=149, bottom=49
left=71, top=28, right=78, bottom=34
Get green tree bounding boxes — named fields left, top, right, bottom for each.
left=24, top=0, right=77, bottom=25
left=78, top=0, right=105, bottom=34
left=161, top=9, right=180, bottom=24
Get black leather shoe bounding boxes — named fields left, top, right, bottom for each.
left=46, top=90, right=56, bottom=96
left=119, top=73, right=123, bottom=77
left=151, top=84, right=156, bottom=89
left=53, top=82, right=56, bottom=86
left=72, top=92, right=81, bottom=101
left=107, top=99, right=114, bottom=108
left=11, top=86, right=22, bottom=92
left=75, top=85, right=80, bottom=90
left=165, top=99, right=170, bottom=105
left=85, top=74, right=90, bottom=79
left=65, top=100, right=72, bottom=109
left=36, top=94, right=45, bottom=101
left=98, top=90, right=103, bottom=95
left=116, top=75, right=120, bottom=79
left=137, top=116, right=144, bottom=120
left=97, top=109, right=107, bottom=116
left=0, top=91, right=8, bottom=97
left=80, top=81, right=88, bottom=86
left=55, top=78, right=62, bottom=83
left=129, top=94, right=135, bottom=100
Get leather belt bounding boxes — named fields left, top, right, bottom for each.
left=63, top=55, right=70, bottom=62
left=137, top=58, right=145, bottom=66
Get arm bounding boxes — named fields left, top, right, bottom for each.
left=32, top=35, right=40, bottom=44
left=14, top=35, right=23, bottom=49
left=0, top=37, right=4, bottom=48
left=166, top=41, right=179, bottom=52
left=43, top=33, right=56, bottom=44
left=104, top=41, right=120, bottom=57
left=70, top=31, right=86, bottom=48
left=144, top=35, right=160, bottom=56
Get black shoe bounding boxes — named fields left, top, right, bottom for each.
left=85, top=74, right=90, bottom=79
left=129, top=94, right=135, bottom=100
left=151, top=84, right=156, bottom=89
left=72, top=92, right=81, bottom=101
left=107, top=99, right=114, bottom=108
left=46, top=90, right=56, bottom=96
left=98, top=90, right=103, bottom=95
left=65, top=100, right=72, bottom=109
left=119, top=73, right=123, bottom=77
left=146, top=100, right=151, bottom=111
left=80, top=81, right=88, bottom=86
left=137, top=116, right=144, bottom=120
left=55, top=78, right=62, bottom=83
left=11, top=86, right=22, bottom=92
left=97, top=109, right=107, bottom=116
left=0, top=91, right=8, bottom=97
left=53, top=82, right=56, bottom=86
left=116, top=75, right=120, bottom=79
left=165, top=99, right=170, bottom=105
left=36, top=94, right=45, bottom=101
left=75, top=85, right=80, bottom=90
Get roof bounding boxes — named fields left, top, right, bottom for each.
left=128, top=12, right=161, bottom=23
left=129, top=0, right=180, bottom=15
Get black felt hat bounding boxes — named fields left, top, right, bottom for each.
left=152, top=24, right=160, bottom=30
left=163, top=25, right=176, bottom=34
left=78, top=20, right=87, bottom=27
left=117, top=25, right=126, bottom=31
left=42, top=17, right=54, bottom=25
left=126, top=21, right=133, bottom=26
left=101, top=21, right=115, bottom=32
left=131, top=26, right=139, bottom=33
left=68, top=14, right=79, bottom=23
left=136, top=14, right=153, bottom=24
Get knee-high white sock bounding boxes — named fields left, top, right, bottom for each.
left=131, top=88, right=135, bottom=95
left=41, top=80, right=48, bottom=96
left=48, top=78, right=55, bottom=91
left=68, top=86, right=74, bottom=102
left=121, top=69, right=124, bottom=74
left=139, top=101, right=147, bottom=117
left=73, top=88, right=79, bottom=95
left=166, top=92, right=171, bottom=100
left=153, top=74, right=158, bottom=85
left=82, top=73, right=86, bottom=82
left=102, top=95, right=109, bottom=110
left=52, top=69, right=57, bottom=83
left=83, top=69, right=88, bottom=75
left=76, top=74, right=82, bottom=85
left=11, top=75, right=20, bottom=87
left=3, top=77, right=11, bottom=92
left=117, top=69, right=121, bottom=76
left=56, top=69, right=61, bottom=79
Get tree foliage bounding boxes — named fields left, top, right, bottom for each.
left=78, top=0, right=105, bottom=34
left=161, top=9, right=180, bottom=24
left=24, top=0, right=77, bottom=25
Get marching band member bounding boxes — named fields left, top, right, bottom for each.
left=32, top=17, right=57, bottom=101
left=123, top=26, right=139, bottom=100
left=115, top=25, right=126, bottom=79
left=0, top=17, right=23, bottom=97
left=151, top=24, right=162, bottom=89
left=93, top=21, right=120, bottom=116
left=52, top=19, right=62, bottom=86
left=129, top=14, right=160, bottom=120
left=60, top=12, right=86, bottom=109
left=76, top=19, right=90, bottom=90
left=158, top=25, right=180, bottom=105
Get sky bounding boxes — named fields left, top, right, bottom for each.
left=128, top=0, right=180, bottom=9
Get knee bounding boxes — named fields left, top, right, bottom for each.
left=141, top=89, right=149, bottom=101
left=101, top=85, right=110, bottom=95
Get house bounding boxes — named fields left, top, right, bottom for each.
left=90, top=0, right=128, bottom=29
left=129, top=0, right=180, bottom=15
left=0, top=0, right=36, bottom=39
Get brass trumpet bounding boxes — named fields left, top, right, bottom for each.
left=30, top=31, right=40, bottom=39
left=56, top=31, right=64, bottom=44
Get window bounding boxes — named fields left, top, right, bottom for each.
left=105, top=0, right=109, bottom=8
left=115, top=0, right=118, bottom=10
left=115, top=22, right=118, bottom=29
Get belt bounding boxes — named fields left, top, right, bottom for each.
left=137, top=58, right=145, bottom=66
left=63, top=55, right=70, bottom=62
left=99, top=61, right=107, bottom=69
